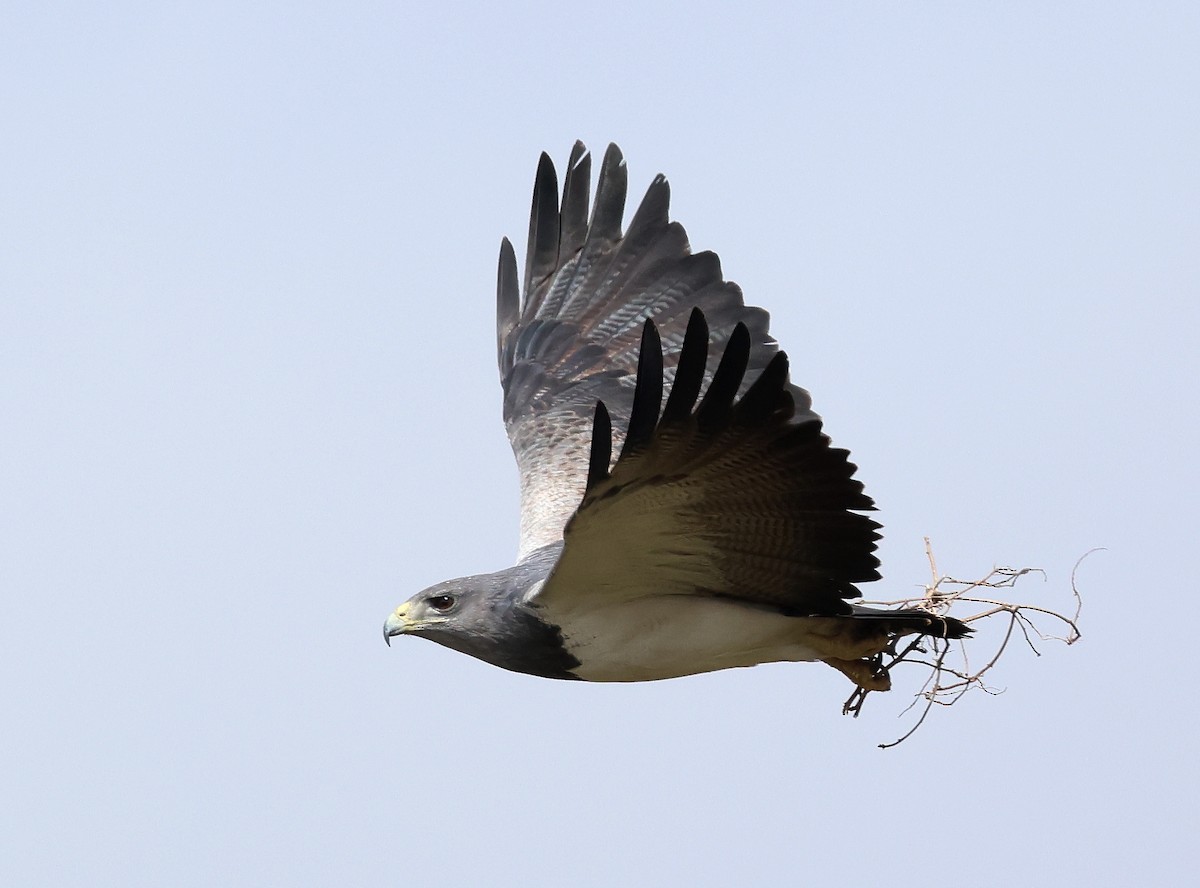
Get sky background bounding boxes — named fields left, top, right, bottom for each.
left=3, top=2, right=1197, bottom=886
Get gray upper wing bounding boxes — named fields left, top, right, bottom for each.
left=497, top=142, right=818, bottom=560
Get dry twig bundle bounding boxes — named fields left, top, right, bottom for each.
left=848, top=538, right=1090, bottom=748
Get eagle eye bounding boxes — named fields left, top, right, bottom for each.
left=427, top=594, right=456, bottom=612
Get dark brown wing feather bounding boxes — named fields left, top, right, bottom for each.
left=550, top=310, right=878, bottom=615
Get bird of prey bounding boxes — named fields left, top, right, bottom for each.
left=384, top=142, right=967, bottom=692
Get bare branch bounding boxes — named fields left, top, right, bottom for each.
left=845, top=539, right=1096, bottom=748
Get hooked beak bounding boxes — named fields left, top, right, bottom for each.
left=383, top=604, right=411, bottom=647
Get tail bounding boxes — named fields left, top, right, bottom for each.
left=822, top=606, right=971, bottom=692
left=849, top=604, right=972, bottom=640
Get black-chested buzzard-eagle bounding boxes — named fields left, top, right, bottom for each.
left=384, top=142, right=967, bottom=692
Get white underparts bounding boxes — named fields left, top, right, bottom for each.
left=544, top=594, right=826, bottom=682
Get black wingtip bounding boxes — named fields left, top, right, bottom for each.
left=623, top=172, right=671, bottom=246
left=496, top=237, right=520, bottom=371
left=732, top=349, right=791, bottom=424
left=589, top=144, right=628, bottom=245
left=619, top=319, right=664, bottom=461
left=586, top=400, right=614, bottom=490
left=662, top=307, right=710, bottom=424
left=695, top=322, right=752, bottom=432
left=524, top=152, right=561, bottom=304
left=559, top=142, right=591, bottom=260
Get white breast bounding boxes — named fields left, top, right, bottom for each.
left=545, top=594, right=824, bottom=682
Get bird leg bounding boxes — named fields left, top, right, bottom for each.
left=824, top=654, right=891, bottom=692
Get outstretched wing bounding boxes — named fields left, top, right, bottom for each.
left=535, top=309, right=881, bottom=616
left=498, top=142, right=817, bottom=560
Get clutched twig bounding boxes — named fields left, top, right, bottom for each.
left=847, top=538, right=1093, bottom=748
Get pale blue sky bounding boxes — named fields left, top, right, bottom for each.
left=3, top=3, right=1196, bottom=886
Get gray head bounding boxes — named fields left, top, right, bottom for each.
left=383, top=550, right=581, bottom=680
